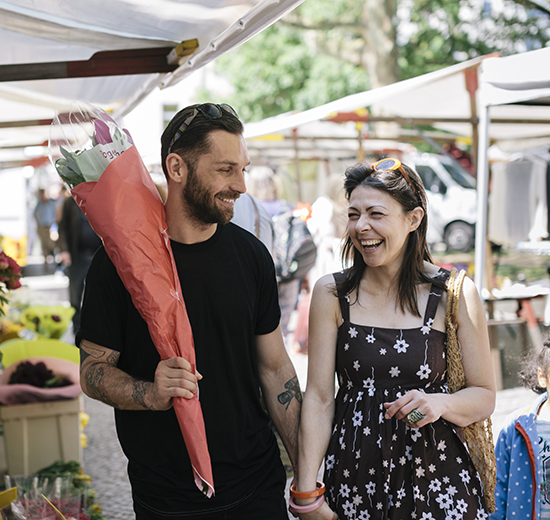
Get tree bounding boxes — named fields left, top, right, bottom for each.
left=204, top=0, right=549, bottom=121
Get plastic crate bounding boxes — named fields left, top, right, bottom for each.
left=0, top=397, right=82, bottom=475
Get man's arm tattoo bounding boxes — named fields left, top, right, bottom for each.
left=277, top=376, right=302, bottom=410
left=132, top=380, right=154, bottom=410
left=83, top=363, right=118, bottom=408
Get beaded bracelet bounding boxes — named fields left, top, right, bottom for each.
left=288, top=495, right=325, bottom=515
left=289, top=481, right=326, bottom=499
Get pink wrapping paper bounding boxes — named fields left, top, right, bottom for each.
left=71, top=145, right=214, bottom=496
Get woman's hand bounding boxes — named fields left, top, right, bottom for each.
left=383, top=390, right=447, bottom=428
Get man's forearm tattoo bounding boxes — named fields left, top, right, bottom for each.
left=277, top=376, right=302, bottom=410
left=132, top=380, right=153, bottom=410
left=84, top=364, right=118, bottom=409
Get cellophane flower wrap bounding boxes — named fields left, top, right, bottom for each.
left=48, top=103, right=214, bottom=497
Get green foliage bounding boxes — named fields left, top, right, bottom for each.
left=211, top=0, right=550, bottom=122
left=399, top=0, right=550, bottom=79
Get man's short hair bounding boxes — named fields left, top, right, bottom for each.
left=160, top=104, right=244, bottom=178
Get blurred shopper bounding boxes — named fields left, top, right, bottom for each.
left=58, top=195, right=101, bottom=337
left=247, top=166, right=300, bottom=342
left=33, top=187, right=57, bottom=265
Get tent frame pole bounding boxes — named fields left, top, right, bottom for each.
left=474, top=104, right=490, bottom=294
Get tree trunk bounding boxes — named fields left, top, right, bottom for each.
left=361, top=0, right=400, bottom=89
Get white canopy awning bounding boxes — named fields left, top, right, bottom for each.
left=475, top=46, right=550, bottom=292
left=0, top=0, right=304, bottom=151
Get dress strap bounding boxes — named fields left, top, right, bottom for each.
left=423, top=267, right=450, bottom=325
left=332, top=271, right=350, bottom=323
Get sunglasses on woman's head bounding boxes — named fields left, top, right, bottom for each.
left=371, top=158, right=418, bottom=194
left=167, top=103, right=239, bottom=154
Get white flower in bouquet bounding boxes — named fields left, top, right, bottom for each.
left=54, top=113, right=133, bottom=188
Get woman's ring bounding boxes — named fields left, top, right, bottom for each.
left=407, top=409, right=425, bottom=424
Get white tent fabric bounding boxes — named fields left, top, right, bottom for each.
left=0, top=0, right=303, bottom=149
left=475, top=47, right=550, bottom=291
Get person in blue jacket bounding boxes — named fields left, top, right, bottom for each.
left=492, top=340, right=550, bottom=519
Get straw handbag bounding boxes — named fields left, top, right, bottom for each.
left=445, top=268, right=496, bottom=513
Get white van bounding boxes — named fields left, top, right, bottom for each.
left=404, top=152, right=477, bottom=252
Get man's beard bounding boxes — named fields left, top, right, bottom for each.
left=182, top=163, right=237, bottom=225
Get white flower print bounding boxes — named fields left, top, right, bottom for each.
left=379, top=348, right=387, bottom=355
left=368, top=468, right=376, bottom=475
left=437, top=440, right=446, bottom=451
left=411, top=429, right=422, bottom=442
left=355, top=450, right=361, bottom=459
left=342, top=500, right=356, bottom=518
left=436, top=493, right=453, bottom=509
left=399, top=456, right=406, bottom=465
left=376, top=503, right=383, bottom=510
left=363, top=426, right=371, bottom=436
left=421, top=317, right=434, bottom=335
left=420, top=514, right=435, bottom=519
left=456, top=456, right=462, bottom=464
left=363, top=377, right=375, bottom=396
left=366, top=328, right=376, bottom=343
left=416, top=466, right=426, bottom=477
left=459, top=469, right=471, bottom=484
left=446, top=485, right=458, bottom=496
left=389, top=366, right=401, bottom=378
left=429, top=479, right=442, bottom=493
left=397, top=486, right=406, bottom=500
left=448, top=511, right=462, bottom=520
left=417, top=363, right=432, bottom=379
left=344, top=343, right=350, bottom=351
left=353, top=360, right=361, bottom=371
left=349, top=327, right=358, bottom=338
left=353, top=495, right=363, bottom=506
left=476, top=509, right=489, bottom=520
left=340, top=483, right=351, bottom=498
left=455, top=499, right=468, bottom=513
left=413, top=486, right=422, bottom=500
left=365, top=482, right=376, bottom=495
left=356, top=391, right=364, bottom=401
left=359, top=511, right=370, bottom=520
left=393, top=338, right=409, bottom=354
left=343, top=469, right=350, bottom=478
left=429, top=464, right=437, bottom=472
left=326, top=454, right=335, bottom=470
left=440, top=453, right=447, bottom=461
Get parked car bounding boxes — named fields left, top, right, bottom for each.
left=405, top=152, right=477, bottom=252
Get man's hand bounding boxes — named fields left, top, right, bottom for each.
left=148, top=357, right=202, bottom=410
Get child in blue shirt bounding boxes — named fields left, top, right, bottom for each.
left=492, top=340, right=550, bottom=519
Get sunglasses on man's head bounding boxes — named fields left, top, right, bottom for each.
left=371, top=157, right=418, bottom=194
left=167, top=103, right=239, bottom=154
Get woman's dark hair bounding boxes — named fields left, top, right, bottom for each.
left=338, top=160, right=438, bottom=316
left=160, top=104, right=244, bottom=178
left=520, top=339, right=550, bottom=394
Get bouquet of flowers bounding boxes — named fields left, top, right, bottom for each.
left=0, top=251, right=22, bottom=317
left=48, top=103, right=214, bottom=497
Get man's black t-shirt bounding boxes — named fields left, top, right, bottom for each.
left=78, top=223, right=282, bottom=513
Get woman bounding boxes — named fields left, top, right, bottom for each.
left=293, top=159, right=495, bottom=519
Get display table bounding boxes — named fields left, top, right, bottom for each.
left=485, top=284, right=548, bottom=390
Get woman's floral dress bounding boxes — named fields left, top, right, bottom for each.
left=324, top=269, right=489, bottom=520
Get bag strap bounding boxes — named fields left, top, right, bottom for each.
left=445, top=267, right=467, bottom=394
left=445, top=267, right=467, bottom=330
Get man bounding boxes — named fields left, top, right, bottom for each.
left=57, top=195, right=101, bottom=336
left=77, top=103, right=301, bottom=519
left=33, top=188, right=57, bottom=265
